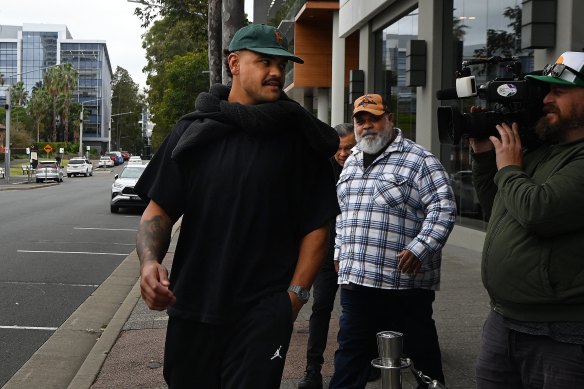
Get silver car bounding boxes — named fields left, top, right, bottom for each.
left=66, top=158, right=93, bottom=177
left=36, top=160, right=64, bottom=183
left=110, top=164, right=147, bottom=213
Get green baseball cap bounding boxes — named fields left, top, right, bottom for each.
left=526, top=51, right=584, bottom=87
left=228, top=24, right=304, bottom=64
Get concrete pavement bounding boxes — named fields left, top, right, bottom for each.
left=2, top=215, right=489, bottom=388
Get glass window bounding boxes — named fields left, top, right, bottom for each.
left=374, top=8, right=419, bottom=140
left=440, top=0, right=532, bottom=229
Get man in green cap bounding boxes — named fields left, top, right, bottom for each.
left=135, top=24, right=339, bottom=388
left=471, top=51, right=584, bottom=388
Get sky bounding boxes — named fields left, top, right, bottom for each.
left=1, top=0, right=254, bottom=93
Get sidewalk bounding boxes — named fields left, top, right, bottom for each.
left=0, top=175, right=57, bottom=190
left=4, top=223, right=489, bottom=389
left=89, top=232, right=487, bottom=388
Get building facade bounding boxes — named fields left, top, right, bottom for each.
left=262, top=0, right=584, bottom=250
left=0, top=23, right=113, bottom=153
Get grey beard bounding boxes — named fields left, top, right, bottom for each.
left=357, top=127, right=392, bottom=154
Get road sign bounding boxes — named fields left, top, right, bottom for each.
left=43, top=144, right=53, bottom=153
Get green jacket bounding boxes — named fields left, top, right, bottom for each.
left=472, top=138, right=584, bottom=322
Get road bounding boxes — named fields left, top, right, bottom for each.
left=0, top=165, right=142, bottom=387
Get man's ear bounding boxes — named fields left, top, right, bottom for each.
left=227, top=52, right=240, bottom=76
left=387, top=112, right=395, bottom=124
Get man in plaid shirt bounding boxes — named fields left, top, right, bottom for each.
left=329, top=94, right=456, bottom=389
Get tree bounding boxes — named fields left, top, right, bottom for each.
left=221, top=0, right=245, bottom=82
left=28, top=87, right=51, bottom=142
left=10, top=81, right=29, bottom=107
left=60, top=63, right=79, bottom=143
left=44, top=66, right=62, bottom=142
left=111, top=67, right=144, bottom=154
left=208, top=0, right=222, bottom=85
left=150, top=51, right=209, bottom=147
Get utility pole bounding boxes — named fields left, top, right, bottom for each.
left=4, top=93, right=11, bottom=181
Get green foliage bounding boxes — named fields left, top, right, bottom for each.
left=10, top=128, right=34, bottom=148
left=111, top=67, right=145, bottom=155
left=150, top=51, right=209, bottom=148
left=269, top=0, right=296, bottom=27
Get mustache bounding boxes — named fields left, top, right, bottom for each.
left=262, top=78, right=283, bottom=88
left=361, top=130, right=377, bottom=138
left=543, top=105, right=559, bottom=114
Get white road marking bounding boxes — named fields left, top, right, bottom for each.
left=18, top=250, right=128, bottom=256
left=74, top=227, right=138, bottom=232
left=31, top=240, right=135, bottom=246
left=0, top=281, right=99, bottom=288
left=0, top=325, right=58, bottom=331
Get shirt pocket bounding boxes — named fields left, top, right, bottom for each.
left=373, top=173, right=410, bottom=208
left=336, top=173, right=353, bottom=206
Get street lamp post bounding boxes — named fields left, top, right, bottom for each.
left=3, top=93, right=11, bottom=181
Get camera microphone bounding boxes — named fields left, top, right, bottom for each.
left=436, top=76, right=477, bottom=100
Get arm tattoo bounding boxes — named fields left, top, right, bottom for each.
left=137, top=215, right=172, bottom=265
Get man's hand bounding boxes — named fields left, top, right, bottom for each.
left=288, top=292, right=304, bottom=322
left=140, top=260, right=176, bottom=311
left=469, top=106, right=495, bottom=153
left=397, top=249, right=421, bottom=274
left=490, top=122, right=523, bottom=170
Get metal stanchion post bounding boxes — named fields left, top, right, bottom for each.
left=371, top=331, right=410, bottom=389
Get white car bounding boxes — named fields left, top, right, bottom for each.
left=98, top=156, right=114, bottom=168
left=35, top=160, right=64, bottom=183
left=110, top=164, right=148, bottom=213
left=66, top=158, right=93, bottom=177
left=127, top=156, right=143, bottom=165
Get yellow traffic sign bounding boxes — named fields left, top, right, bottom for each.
left=43, top=144, right=53, bottom=153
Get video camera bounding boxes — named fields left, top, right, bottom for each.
left=436, top=56, right=548, bottom=145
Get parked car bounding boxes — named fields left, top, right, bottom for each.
left=110, top=163, right=148, bottom=213
left=66, top=158, right=93, bottom=177
left=98, top=156, right=114, bottom=168
left=121, top=151, right=130, bottom=161
left=36, top=160, right=64, bottom=183
left=105, top=151, right=124, bottom=166
left=450, top=170, right=481, bottom=215
left=127, top=156, right=142, bottom=165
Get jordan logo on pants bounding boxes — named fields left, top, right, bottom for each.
left=270, top=345, right=282, bottom=360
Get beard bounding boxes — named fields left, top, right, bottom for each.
left=535, top=106, right=584, bottom=144
left=356, top=123, right=393, bottom=154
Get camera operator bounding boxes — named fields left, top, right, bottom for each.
left=470, top=51, right=584, bottom=388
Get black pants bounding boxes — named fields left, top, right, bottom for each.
left=163, top=291, right=293, bottom=389
left=329, top=287, right=444, bottom=389
left=305, top=257, right=339, bottom=369
left=476, top=311, right=584, bottom=389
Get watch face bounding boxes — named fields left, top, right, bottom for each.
left=297, top=288, right=310, bottom=302
left=288, top=286, right=310, bottom=302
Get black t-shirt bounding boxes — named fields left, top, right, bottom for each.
left=136, top=118, right=339, bottom=324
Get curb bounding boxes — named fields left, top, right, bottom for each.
left=68, top=221, right=181, bottom=389
left=67, top=277, right=142, bottom=389
left=0, top=181, right=59, bottom=191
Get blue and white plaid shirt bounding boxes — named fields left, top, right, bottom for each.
left=334, top=129, right=456, bottom=290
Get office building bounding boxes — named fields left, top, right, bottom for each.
left=0, top=23, right=113, bottom=152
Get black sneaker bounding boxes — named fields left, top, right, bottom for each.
left=298, top=368, right=323, bottom=389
